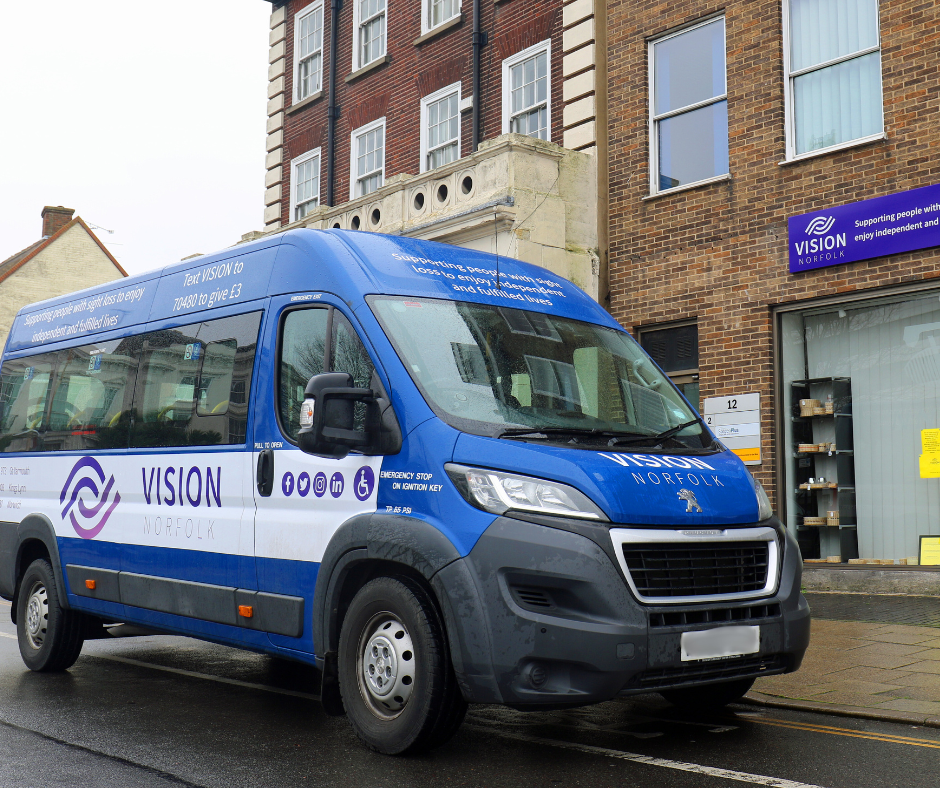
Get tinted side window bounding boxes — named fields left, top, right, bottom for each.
left=44, top=337, right=140, bottom=451
left=279, top=308, right=329, bottom=441
left=130, top=312, right=261, bottom=448
left=0, top=354, right=58, bottom=453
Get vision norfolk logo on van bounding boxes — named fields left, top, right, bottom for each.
left=60, top=456, right=121, bottom=539
left=793, top=215, right=847, bottom=266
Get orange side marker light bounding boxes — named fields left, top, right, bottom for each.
left=85, top=579, right=96, bottom=590
left=238, top=605, right=254, bottom=618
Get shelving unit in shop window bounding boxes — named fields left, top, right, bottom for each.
left=790, top=376, right=858, bottom=561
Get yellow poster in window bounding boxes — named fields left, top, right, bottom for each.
left=920, top=536, right=940, bottom=566
left=922, top=429, right=940, bottom=454
left=919, top=453, right=940, bottom=478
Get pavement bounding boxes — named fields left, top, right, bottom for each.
left=748, top=589, right=940, bottom=727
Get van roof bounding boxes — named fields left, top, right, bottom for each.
left=5, top=229, right=618, bottom=354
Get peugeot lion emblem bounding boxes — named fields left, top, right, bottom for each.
left=677, top=489, right=702, bottom=513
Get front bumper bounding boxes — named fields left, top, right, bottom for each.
left=433, top=514, right=810, bottom=708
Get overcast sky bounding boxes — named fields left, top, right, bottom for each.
left=0, top=1, right=271, bottom=276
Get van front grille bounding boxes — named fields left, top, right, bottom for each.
left=625, top=654, right=788, bottom=691
left=622, top=542, right=769, bottom=598
left=649, top=603, right=781, bottom=629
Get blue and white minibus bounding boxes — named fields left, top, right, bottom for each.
left=0, top=230, right=809, bottom=754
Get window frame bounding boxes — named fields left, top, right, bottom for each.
left=349, top=117, right=386, bottom=200
left=421, top=0, right=460, bottom=36
left=352, top=0, right=387, bottom=71
left=636, top=320, right=700, bottom=411
left=647, top=16, right=728, bottom=197
left=290, top=146, right=322, bottom=222
left=293, top=1, right=325, bottom=104
left=782, top=0, right=884, bottom=162
left=501, top=39, right=552, bottom=141
left=420, top=82, right=462, bottom=174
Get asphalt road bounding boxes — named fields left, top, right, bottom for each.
left=1, top=598, right=938, bottom=788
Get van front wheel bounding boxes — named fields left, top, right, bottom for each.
left=16, top=559, right=85, bottom=672
left=338, top=576, right=466, bottom=754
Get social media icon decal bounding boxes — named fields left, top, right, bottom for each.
left=330, top=472, right=344, bottom=498
left=298, top=471, right=311, bottom=497
left=354, top=466, right=375, bottom=501
left=313, top=472, right=327, bottom=497
left=282, top=472, right=295, bottom=496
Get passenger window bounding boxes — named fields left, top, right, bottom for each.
left=332, top=312, right=374, bottom=388
left=45, top=338, right=140, bottom=451
left=279, top=308, right=330, bottom=441
left=277, top=308, right=375, bottom=442
left=332, top=312, right=376, bottom=434
left=0, top=354, right=57, bottom=453
left=196, top=340, right=237, bottom=416
left=130, top=312, right=261, bottom=448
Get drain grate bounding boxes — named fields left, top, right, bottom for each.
left=805, top=592, right=940, bottom=627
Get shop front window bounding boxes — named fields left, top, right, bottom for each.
left=780, top=291, right=940, bottom=563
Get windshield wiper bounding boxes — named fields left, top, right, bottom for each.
left=498, top=427, right=644, bottom=441
left=606, top=418, right=702, bottom=448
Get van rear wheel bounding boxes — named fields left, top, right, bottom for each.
left=338, top=576, right=466, bottom=754
left=660, top=677, right=755, bottom=709
left=16, top=559, right=85, bottom=672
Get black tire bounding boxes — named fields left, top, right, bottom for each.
left=338, top=576, right=467, bottom=755
left=16, top=559, right=85, bottom=672
left=660, top=677, right=755, bottom=709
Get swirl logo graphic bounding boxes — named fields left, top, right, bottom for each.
left=60, top=456, right=121, bottom=539
left=806, top=216, right=836, bottom=236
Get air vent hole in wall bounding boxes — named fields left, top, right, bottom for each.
left=414, top=191, right=425, bottom=211
left=461, top=175, right=473, bottom=194
left=437, top=183, right=448, bottom=202
left=370, top=208, right=381, bottom=226
left=351, top=215, right=361, bottom=230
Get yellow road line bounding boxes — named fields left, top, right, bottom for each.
left=746, top=717, right=940, bottom=749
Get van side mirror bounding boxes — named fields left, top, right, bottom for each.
left=297, top=372, right=374, bottom=459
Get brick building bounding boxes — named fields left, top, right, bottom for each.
left=607, top=1, right=940, bottom=563
left=0, top=207, right=127, bottom=345
left=259, top=0, right=608, bottom=299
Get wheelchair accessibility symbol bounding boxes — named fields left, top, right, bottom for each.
left=354, top=466, right=375, bottom=501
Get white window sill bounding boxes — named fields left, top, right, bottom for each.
left=345, top=54, right=391, bottom=84
left=643, top=173, right=731, bottom=201
left=414, top=14, right=463, bottom=46
left=287, top=91, right=323, bottom=115
left=779, top=133, right=887, bottom=166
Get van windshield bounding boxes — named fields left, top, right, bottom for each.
left=370, top=296, right=712, bottom=451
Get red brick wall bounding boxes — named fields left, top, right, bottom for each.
left=606, top=0, right=940, bottom=503
left=280, top=0, right=565, bottom=224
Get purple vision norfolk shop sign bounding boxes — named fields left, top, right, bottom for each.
left=789, top=183, right=940, bottom=274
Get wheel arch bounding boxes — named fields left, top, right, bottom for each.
left=313, top=513, right=464, bottom=659
left=12, top=515, right=70, bottom=623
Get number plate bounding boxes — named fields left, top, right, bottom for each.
left=680, top=626, right=760, bottom=662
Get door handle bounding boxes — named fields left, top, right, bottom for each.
left=257, top=449, right=274, bottom=497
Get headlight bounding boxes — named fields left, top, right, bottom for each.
left=445, top=463, right=607, bottom=521
left=755, top=479, right=773, bottom=521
